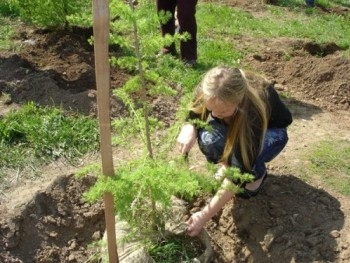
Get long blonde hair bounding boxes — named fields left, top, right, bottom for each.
left=190, top=66, right=270, bottom=170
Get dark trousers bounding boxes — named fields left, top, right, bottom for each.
left=156, top=0, right=198, bottom=61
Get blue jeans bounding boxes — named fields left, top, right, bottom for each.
left=198, top=119, right=288, bottom=179
left=305, top=0, right=315, bottom=7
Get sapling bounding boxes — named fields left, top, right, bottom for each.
left=83, top=0, right=218, bottom=243
left=80, top=0, right=253, bottom=256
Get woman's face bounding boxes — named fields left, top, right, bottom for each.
left=205, top=98, right=237, bottom=119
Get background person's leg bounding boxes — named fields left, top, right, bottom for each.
left=177, top=0, right=198, bottom=62
left=156, top=0, right=177, bottom=54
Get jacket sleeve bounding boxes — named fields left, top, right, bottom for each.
left=266, top=85, right=293, bottom=128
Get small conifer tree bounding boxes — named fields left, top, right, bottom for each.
left=81, top=0, right=253, bottom=249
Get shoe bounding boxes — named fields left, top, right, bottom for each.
left=236, top=172, right=267, bottom=199
left=183, top=59, right=197, bottom=67
left=156, top=47, right=178, bottom=58
left=305, top=0, right=315, bottom=7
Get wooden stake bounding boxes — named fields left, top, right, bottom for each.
left=92, top=0, right=119, bottom=262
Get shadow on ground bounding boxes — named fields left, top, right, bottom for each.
left=206, top=174, right=343, bottom=262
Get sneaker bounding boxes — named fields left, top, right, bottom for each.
left=305, top=0, right=315, bottom=7
left=156, top=48, right=178, bottom=58
left=183, top=59, right=197, bottom=67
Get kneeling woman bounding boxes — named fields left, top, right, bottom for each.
left=176, top=66, right=293, bottom=236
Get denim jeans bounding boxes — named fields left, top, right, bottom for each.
left=198, top=119, right=289, bottom=179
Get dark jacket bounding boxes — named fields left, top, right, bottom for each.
left=186, top=85, right=292, bottom=129
left=266, top=85, right=293, bottom=128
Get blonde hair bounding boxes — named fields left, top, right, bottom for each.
left=190, top=66, right=270, bottom=170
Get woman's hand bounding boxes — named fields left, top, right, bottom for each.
left=186, top=211, right=208, bottom=237
left=186, top=176, right=234, bottom=237
left=177, top=123, right=197, bottom=154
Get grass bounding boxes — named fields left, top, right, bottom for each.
left=307, top=140, right=350, bottom=195
left=0, top=0, right=19, bottom=17
left=0, top=102, right=99, bottom=178
left=0, top=17, right=17, bottom=51
left=197, top=2, right=350, bottom=50
left=149, top=236, right=204, bottom=263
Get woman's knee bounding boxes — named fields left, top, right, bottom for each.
left=255, top=128, right=289, bottom=166
left=197, top=120, right=227, bottom=163
left=265, top=128, right=288, bottom=150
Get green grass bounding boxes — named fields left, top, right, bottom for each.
left=197, top=2, right=350, bottom=50
left=0, top=0, right=19, bottom=17
left=278, top=0, right=350, bottom=9
left=149, top=236, right=203, bottom=263
left=0, top=1, right=19, bottom=51
left=307, top=140, right=350, bottom=195
left=0, top=17, right=16, bottom=51
left=0, top=102, right=99, bottom=174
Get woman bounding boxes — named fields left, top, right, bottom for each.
left=176, top=66, right=293, bottom=236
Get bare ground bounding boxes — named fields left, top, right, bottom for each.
left=1, top=1, right=350, bottom=262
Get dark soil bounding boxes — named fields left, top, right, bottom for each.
left=1, top=1, right=350, bottom=262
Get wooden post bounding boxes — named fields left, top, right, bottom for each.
left=92, top=0, right=119, bottom=262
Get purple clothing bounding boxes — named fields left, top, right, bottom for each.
left=156, top=0, right=198, bottom=61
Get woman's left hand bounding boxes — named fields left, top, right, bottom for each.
left=177, top=123, right=197, bottom=154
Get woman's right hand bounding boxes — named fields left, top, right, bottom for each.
left=186, top=211, right=207, bottom=237
left=176, top=123, right=197, bottom=154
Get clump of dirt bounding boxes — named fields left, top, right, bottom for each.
left=242, top=37, right=350, bottom=111
left=1, top=1, right=350, bottom=262
left=0, top=175, right=104, bottom=262
left=0, top=24, right=180, bottom=125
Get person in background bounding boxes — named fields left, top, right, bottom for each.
left=305, top=0, right=315, bottom=7
left=176, top=66, right=293, bottom=236
left=156, top=0, right=198, bottom=66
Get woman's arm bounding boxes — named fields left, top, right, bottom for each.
left=177, top=123, right=198, bottom=154
left=186, top=178, right=234, bottom=236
